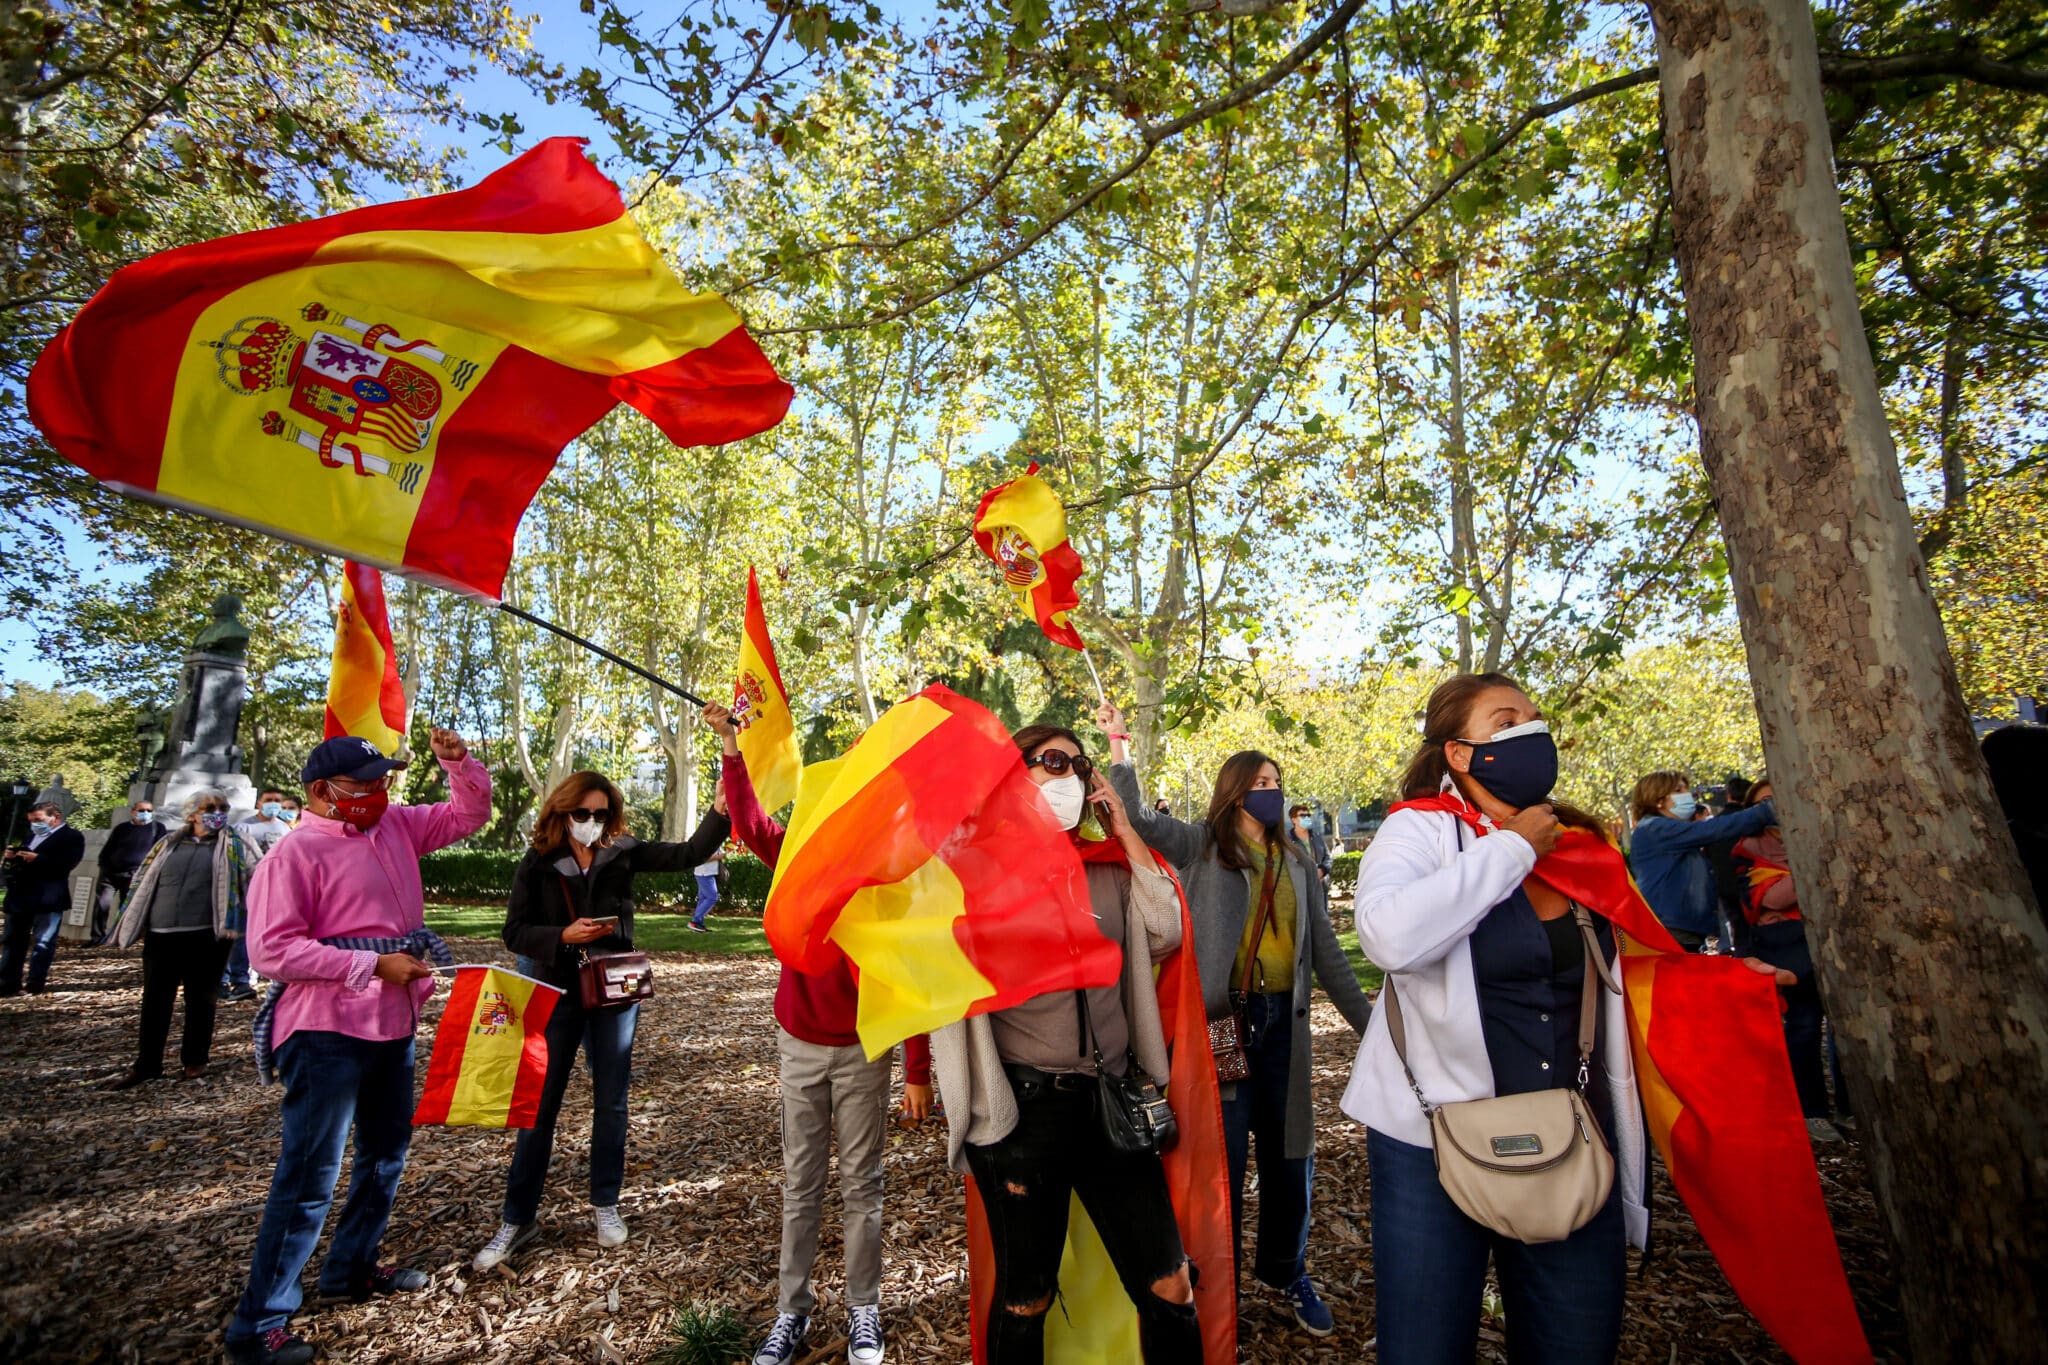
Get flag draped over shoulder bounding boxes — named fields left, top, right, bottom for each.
left=413, top=967, right=562, bottom=1129
left=972, top=462, right=1086, bottom=649
left=1392, top=796, right=1871, bottom=1365
left=763, top=685, right=1122, bottom=1058
left=28, top=137, right=793, bottom=599
left=966, top=844, right=1238, bottom=1365
left=733, top=565, right=802, bottom=814
left=325, top=560, right=408, bottom=755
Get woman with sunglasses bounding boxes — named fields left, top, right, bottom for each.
left=474, top=770, right=730, bottom=1268
left=934, top=724, right=1200, bottom=1364
left=1098, top=701, right=1371, bottom=1337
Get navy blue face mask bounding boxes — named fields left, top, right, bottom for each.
left=1242, top=787, right=1287, bottom=829
left=1457, top=720, right=1559, bottom=810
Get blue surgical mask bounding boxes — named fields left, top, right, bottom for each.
left=131, top=811, right=154, bottom=825
left=1460, top=719, right=1560, bottom=810
left=1242, top=788, right=1287, bottom=829
left=260, top=801, right=283, bottom=819
left=1667, top=791, right=1698, bottom=819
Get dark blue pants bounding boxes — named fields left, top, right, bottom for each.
left=504, top=959, right=638, bottom=1222
left=1220, top=991, right=1312, bottom=1287
left=691, top=874, right=718, bottom=927
left=227, top=1031, right=416, bottom=1342
left=1368, top=1127, right=1624, bottom=1364
left=0, top=909, right=62, bottom=993
left=222, top=935, right=252, bottom=991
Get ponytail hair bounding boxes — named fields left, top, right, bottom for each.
left=1397, top=672, right=1524, bottom=800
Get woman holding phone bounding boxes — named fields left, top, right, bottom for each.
left=473, top=770, right=730, bottom=1268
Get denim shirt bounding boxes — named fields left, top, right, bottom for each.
left=1629, top=802, right=1776, bottom=937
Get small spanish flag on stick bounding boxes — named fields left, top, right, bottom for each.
left=414, top=967, right=563, bottom=1129
left=732, top=566, right=802, bottom=815
left=325, top=560, right=408, bottom=756
left=972, top=463, right=1087, bottom=651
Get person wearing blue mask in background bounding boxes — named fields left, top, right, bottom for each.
left=1626, top=771, right=1777, bottom=952
left=1098, top=700, right=1371, bottom=1340
left=222, top=788, right=295, bottom=1001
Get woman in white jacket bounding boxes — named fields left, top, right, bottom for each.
left=1341, top=673, right=1647, bottom=1364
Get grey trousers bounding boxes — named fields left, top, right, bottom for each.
left=777, top=1026, right=892, bottom=1316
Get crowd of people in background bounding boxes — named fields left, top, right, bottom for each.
left=3, top=681, right=2042, bottom=1365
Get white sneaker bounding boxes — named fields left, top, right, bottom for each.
left=472, top=1221, right=537, bottom=1271
left=593, top=1204, right=628, bottom=1248
left=848, top=1303, right=884, bottom=1364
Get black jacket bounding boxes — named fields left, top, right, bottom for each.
left=503, top=812, right=732, bottom=987
left=99, top=820, right=171, bottom=883
left=5, top=825, right=85, bottom=915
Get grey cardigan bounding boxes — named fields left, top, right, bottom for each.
left=1109, top=761, right=1371, bottom=1159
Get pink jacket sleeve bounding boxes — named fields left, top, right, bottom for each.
left=722, top=752, right=786, bottom=867
left=391, top=752, right=494, bottom=856
left=245, top=849, right=377, bottom=989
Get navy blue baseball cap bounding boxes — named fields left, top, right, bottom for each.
left=302, top=736, right=410, bottom=784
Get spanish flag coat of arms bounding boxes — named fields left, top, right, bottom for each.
left=28, top=138, right=792, bottom=599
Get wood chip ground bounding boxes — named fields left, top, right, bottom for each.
left=0, top=939, right=1905, bottom=1361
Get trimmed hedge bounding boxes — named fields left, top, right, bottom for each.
left=1329, top=851, right=1361, bottom=891
left=419, top=847, right=774, bottom=913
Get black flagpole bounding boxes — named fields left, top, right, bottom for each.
left=496, top=602, right=709, bottom=707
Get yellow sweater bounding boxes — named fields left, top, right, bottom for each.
left=1232, top=843, right=1296, bottom=994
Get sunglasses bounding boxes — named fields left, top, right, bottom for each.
left=1024, top=750, right=1094, bottom=779
left=569, top=808, right=611, bottom=824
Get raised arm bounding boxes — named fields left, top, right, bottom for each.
left=706, top=703, right=788, bottom=866
left=628, top=807, right=734, bottom=873
left=395, top=729, right=494, bottom=856
left=1638, top=799, right=1777, bottom=855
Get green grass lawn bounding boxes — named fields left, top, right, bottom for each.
left=1337, top=929, right=1385, bottom=993
left=423, top=904, right=774, bottom=955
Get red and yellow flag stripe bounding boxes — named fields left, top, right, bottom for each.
left=734, top=565, right=802, bottom=815
left=413, top=967, right=562, bottom=1129
left=324, top=559, right=408, bottom=755
left=764, top=685, right=1122, bottom=1058
left=972, top=462, right=1087, bottom=650
left=29, top=138, right=792, bottom=599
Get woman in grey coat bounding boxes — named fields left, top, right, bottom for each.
left=1098, top=702, right=1371, bottom=1337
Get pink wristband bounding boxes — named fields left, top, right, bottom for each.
left=1106, top=732, right=1131, bottom=742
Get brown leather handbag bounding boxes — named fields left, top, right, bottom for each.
left=579, top=949, right=654, bottom=1010
left=1209, top=854, right=1283, bottom=1084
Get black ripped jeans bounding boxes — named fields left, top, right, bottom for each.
left=964, top=1074, right=1200, bottom=1364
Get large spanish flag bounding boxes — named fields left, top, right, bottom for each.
left=28, top=137, right=792, bottom=599
left=966, top=844, right=1238, bottom=1364
left=972, top=462, right=1086, bottom=650
left=324, top=560, right=408, bottom=755
left=1393, top=796, right=1871, bottom=1364
left=764, top=685, right=1122, bottom=1058
left=413, top=967, right=563, bottom=1129
left=733, top=565, right=802, bottom=815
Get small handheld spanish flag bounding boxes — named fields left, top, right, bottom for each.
left=324, top=560, right=408, bottom=756
left=414, top=967, right=563, bottom=1129
left=972, top=462, right=1086, bottom=649
left=733, top=566, right=802, bottom=815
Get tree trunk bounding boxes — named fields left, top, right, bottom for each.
left=1445, top=258, right=1478, bottom=674
left=1648, top=2, right=2048, bottom=1357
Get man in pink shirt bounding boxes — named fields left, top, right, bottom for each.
left=226, top=729, right=491, bottom=1365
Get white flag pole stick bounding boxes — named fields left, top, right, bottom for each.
left=1080, top=641, right=1107, bottom=704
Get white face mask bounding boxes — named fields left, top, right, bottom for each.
left=569, top=818, right=605, bottom=846
left=1037, top=774, right=1088, bottom=831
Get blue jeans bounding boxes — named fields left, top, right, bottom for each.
left=692, top=874, right=718, bottom=927
left=1368, top=1127, right=1624, bottom=1364
left=222, top=935, right=252, bottom=992
left=0, top=910, right=62, bottom=993
left=1220, top=991, right=1312, bottom=1287
left=227, top=1031, right=416, bottom=1342
left=503, top=957, right=639, bottom=1222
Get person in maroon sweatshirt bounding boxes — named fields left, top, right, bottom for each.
left=703, top=703, right=931, bottom=1365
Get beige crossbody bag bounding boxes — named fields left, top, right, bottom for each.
left=1382, top=903, right=1619, bottom=1244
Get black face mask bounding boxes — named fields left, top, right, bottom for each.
left=1457, top=721, right=1559, bottom=810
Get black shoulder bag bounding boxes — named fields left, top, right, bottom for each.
left=1075, top=990, right=1179, bottom=1156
